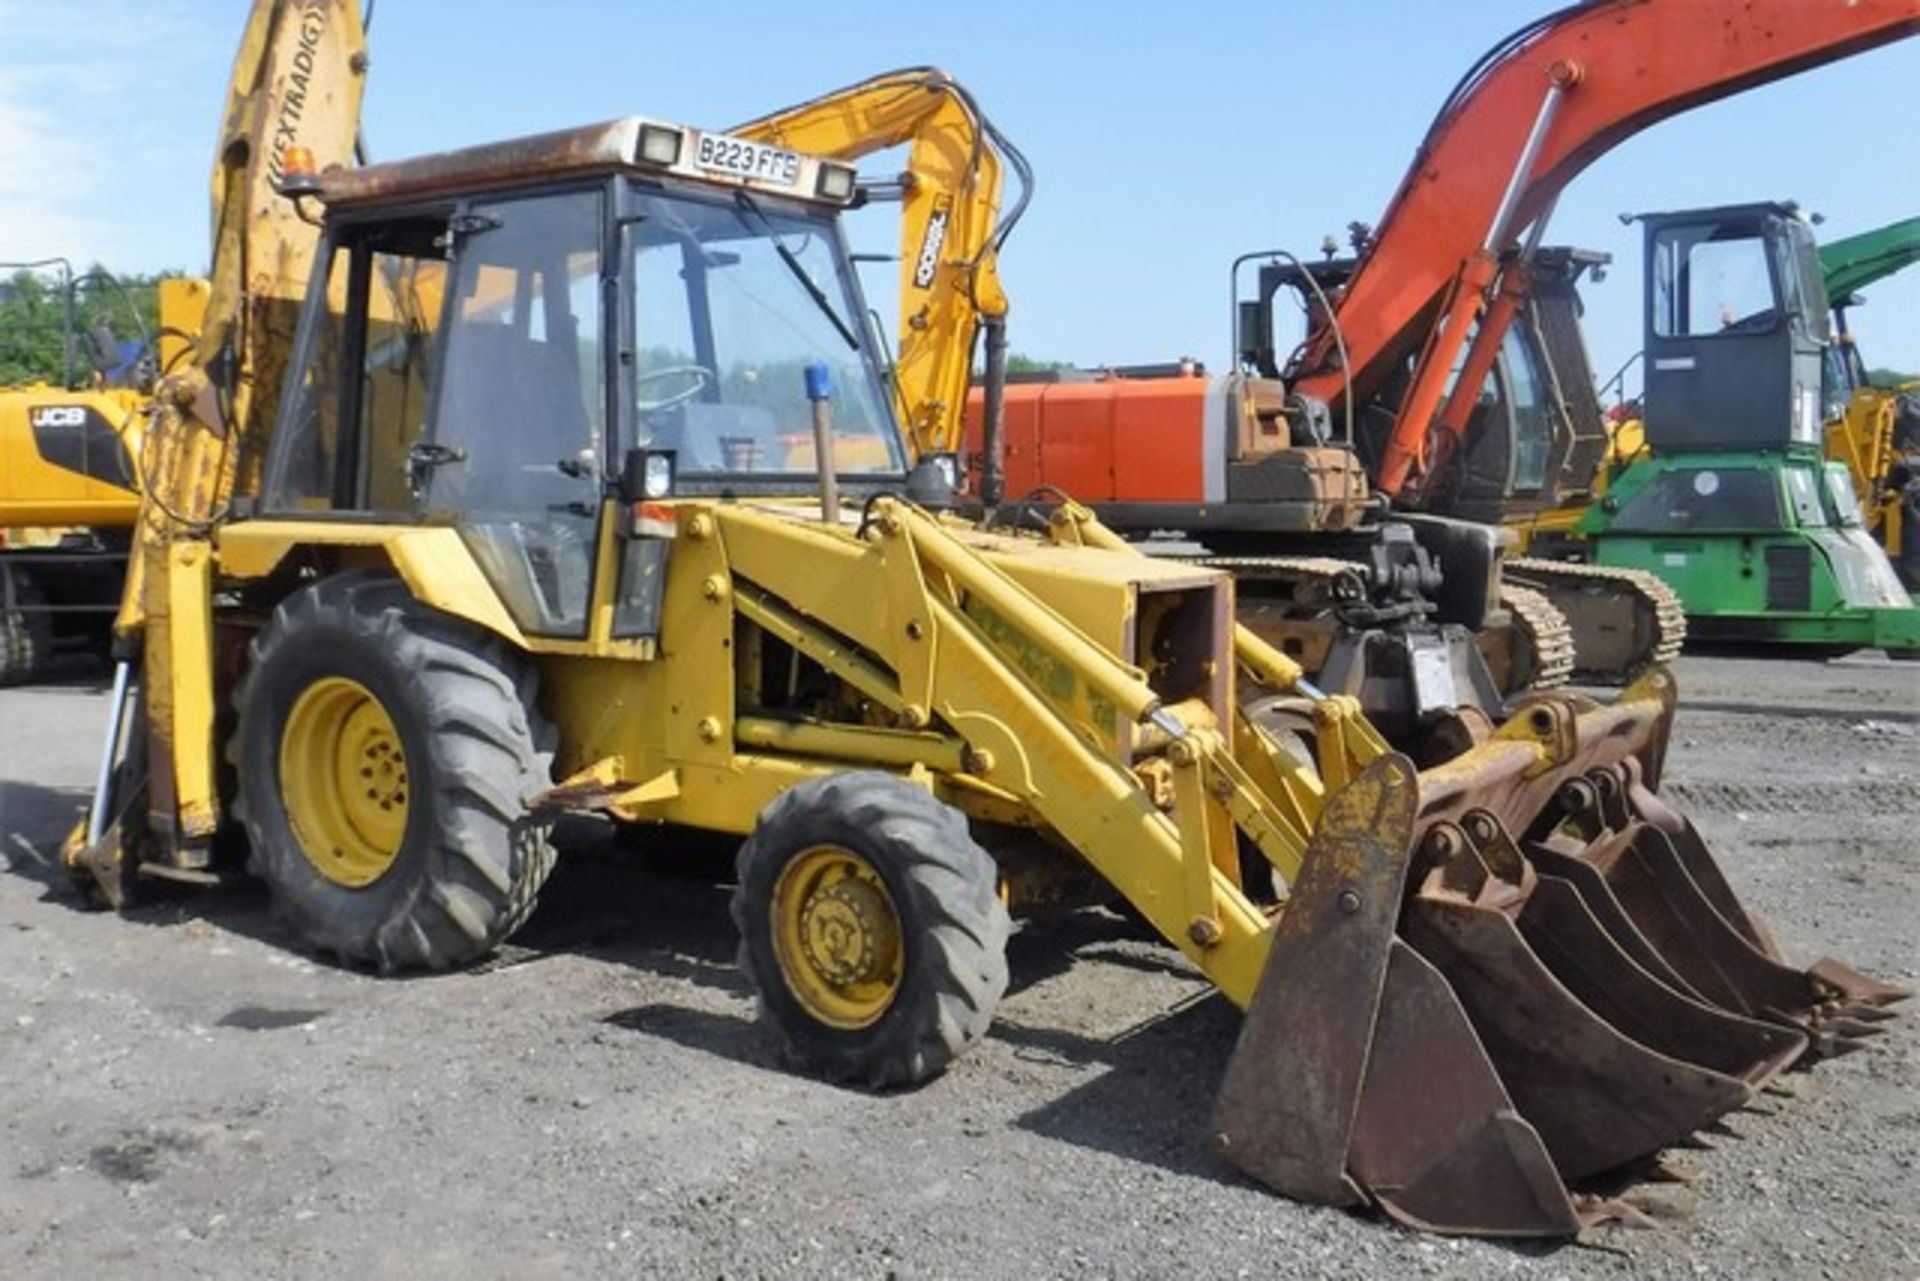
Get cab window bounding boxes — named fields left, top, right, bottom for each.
left=266, top=215, right=451, bottom=513
left=1653, top=220, right=1778, bottom=338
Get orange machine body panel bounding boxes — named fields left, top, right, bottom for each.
left=964, top=374, right=1225, bottom=504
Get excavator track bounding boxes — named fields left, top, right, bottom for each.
left=1492, top=581, right=1575, bottom=693
left=1174, top=552, right=1581, bottom=698
left=1505, top=556, right=1687, bottom=684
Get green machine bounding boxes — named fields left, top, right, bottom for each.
left=1574, top=202, right=1920, bottom=654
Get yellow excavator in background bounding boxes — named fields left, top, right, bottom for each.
left=0, top=276, right=206, bottom=683
left=1820, top=215, right=1920, bottom=586
left=55, top=1, right=1905, bottom=1240
left=735, top=67, right=1029, bottom=496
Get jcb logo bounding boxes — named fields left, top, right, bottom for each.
left=913, top=208, right=950, bottom=290
left=29, top=406, right=87, bottom=429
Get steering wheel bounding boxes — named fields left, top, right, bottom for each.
left=635, top=363, right=715, bottom=412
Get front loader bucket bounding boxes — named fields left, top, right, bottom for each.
left=1213, top=754, right=1594, bottom=1236
left=1212, top=679, right=1905, bottom=1237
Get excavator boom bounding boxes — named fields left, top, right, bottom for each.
left=1286, top=0, right=1919, bottom=497
left=102, top=0, right=368, bottom=860
left=1820, top=214, right=1920, bottom=304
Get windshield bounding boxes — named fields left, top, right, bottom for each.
left=1500, top=325, right=1554, bottom=492
left=626, top=187, right=903, bottom=480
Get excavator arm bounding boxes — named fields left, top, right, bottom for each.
left=153, top=0, right=369, bottom=524
left=734, top=68, right=1030, bottom=464
left=101, top=0, right=369, bottom=866
left=1821, top=214, right=1920, bottom=303
left=1286, top=0, right=1920, bottom=498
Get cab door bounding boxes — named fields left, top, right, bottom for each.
left=419, top=187, right=611, bottom=639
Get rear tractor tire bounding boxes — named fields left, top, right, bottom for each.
left=232, top=571, right=557, bottom=972
left=0, top=572, right=52, bottom=687
left=732, top=772, right=1010, bottom=1088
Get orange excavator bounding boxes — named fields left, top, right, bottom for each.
left=974, top=0, right=1919, bottom=702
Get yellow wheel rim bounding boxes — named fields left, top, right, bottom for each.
left=770, top=844, right=904, bottom=1030
left=279, top=676, right=410, bottom=888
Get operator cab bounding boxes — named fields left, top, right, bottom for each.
left=1639, top=201, right=1832, bottom=454
left=258, top=117, right=909, bottom=640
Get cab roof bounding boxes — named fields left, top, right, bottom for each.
left=315, top=116, right=853, bottom=210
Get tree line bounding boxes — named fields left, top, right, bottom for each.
left=0, top=266, right=168, bottom=389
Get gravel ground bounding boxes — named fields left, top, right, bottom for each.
left=0, top=651, right=1914, bottom=1279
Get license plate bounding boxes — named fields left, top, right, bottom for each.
left=693, top=132, right=801, bottom=187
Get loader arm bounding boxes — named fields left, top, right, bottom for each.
left=713, top=495, right=1899, bottom=1235
left=733, top=69, right=1029, bottom=459
left=1284, top=0, right=1920, bottom=498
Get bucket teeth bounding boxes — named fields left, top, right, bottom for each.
left=1807, top=957, right=1912, bottom=1009
left=1400, top=892, right=1752, bottom=1180
left=1213, top=698, right=1903, bottom=1238
left=1513, top=875, right=1805, bottom=1088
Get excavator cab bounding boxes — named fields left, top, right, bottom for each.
left=1641, top=202, right=1831, bottom=454
left=1242, top=248, right=1615, bottom=526
left=1572, top=203, right=1920, bottom=650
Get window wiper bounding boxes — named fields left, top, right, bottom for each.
left=734, top=189, right=860, bottom=352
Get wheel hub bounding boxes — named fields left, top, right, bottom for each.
left=279, top=676, right=411, bottom=888
left=770, top=844, right=904, bottom=1029
left=800, top=876, right=896, bottom=987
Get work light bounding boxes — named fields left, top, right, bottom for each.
left=636, top=124, right=684, bottom=167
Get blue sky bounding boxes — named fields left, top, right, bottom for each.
left=4, top=1, right=1916, bottom=396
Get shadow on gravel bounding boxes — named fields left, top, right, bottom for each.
left=3, top=654, right=116, bottom=691
left=599, top=1002, right=776, bottom=1073
left=509, top=824, right=749, bottom=994
left=0, top=779, right=90, bottom=895
left=1007, top=993, right=1239, bottom=1181
left=1004, top=907, right=1186, bottom=995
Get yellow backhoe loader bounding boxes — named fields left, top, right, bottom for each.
left=58, top=0, right=1903, bottom=1240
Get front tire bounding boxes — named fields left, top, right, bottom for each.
left=233, top=571, right=556, bottom=972
left=732, top=773, right=1010, bottom=1087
